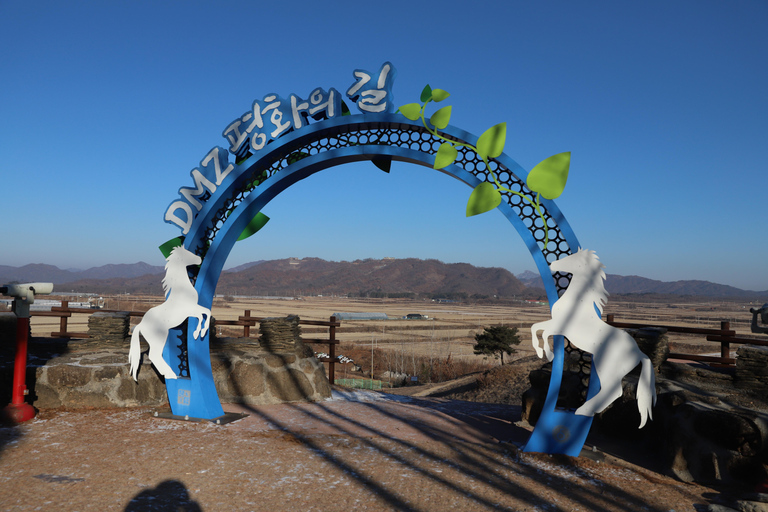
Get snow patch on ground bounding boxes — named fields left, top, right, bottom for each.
left=329, top=389, right=414, bottom=403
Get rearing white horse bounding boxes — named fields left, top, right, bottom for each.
left=530, top=249, right=656, bottom=428
left=129, top=246, right=211, bottom=380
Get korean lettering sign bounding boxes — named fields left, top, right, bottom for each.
left=222, top=87, right=340, bottom=160
left=165, top=63, right=397, bottom=235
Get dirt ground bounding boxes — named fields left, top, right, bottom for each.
left=7, top=295, right=760, bottom=510
left=0, top=390, right=720, bottom=512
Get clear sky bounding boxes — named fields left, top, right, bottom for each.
left=1, top=1, right=766, bottom=291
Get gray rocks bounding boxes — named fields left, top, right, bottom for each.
left=708, top=492, right=768, bottom=512
left=213, top=337, right=331, bottom=405
left=736, top=345, right=768, bottom=395
left=85, top=311, right=130, bottom=348
left=659, top=398, right=768, bottom=485
left=30, top=351, right=168, bottom=408
left=258, top=315, right=300, bottom=352
left=626, top=327, right=669, bottom=371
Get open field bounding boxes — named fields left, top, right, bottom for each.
left=25, top=295, right=766, bottom=372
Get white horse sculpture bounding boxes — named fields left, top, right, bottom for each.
left=129, top=246, right=211, bottom=380
left=530, top=249, right=656, bottom=428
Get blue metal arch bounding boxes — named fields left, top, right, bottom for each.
left=168, top=113, right=596, bottom=455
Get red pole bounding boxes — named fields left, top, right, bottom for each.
left=4, top=316, right=35, bottom=422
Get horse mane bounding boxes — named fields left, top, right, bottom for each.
left=161, top=246, right=183, bottom=298
left=580, top=249, right=608, bottom=315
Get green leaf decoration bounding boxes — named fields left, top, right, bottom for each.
left=341, top=100, right=351, bottom=116
left=466, top=182, right=502, bottom=217
left=434, top=142, right=458, bottom=169
left=526, top=152, right=571, bottom=200
left=399, top=103, right=422, bottom=121
left=372, top=156, right=391, bottom=173
left=429, top=105, right=452, bottom=130
left=159, top=237, right=184, bottom=258
left=420, top=84, right=433, bottom=102
left=237, top=212, right=270, bottom=241
left=476, top=123, right=507, bottom=160
left=432, top=89, right=450, bottom=102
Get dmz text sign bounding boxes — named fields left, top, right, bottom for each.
left=164, top=63, right=395, bottom=235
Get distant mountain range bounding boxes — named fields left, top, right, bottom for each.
left=0, top=262, right=164, bottom=284
left=515, top=270, right=767, bottom=298
left=0, top=259, right=765, bottom=299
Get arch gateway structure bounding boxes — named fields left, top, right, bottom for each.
left=143, top=63, right=645, bottom=457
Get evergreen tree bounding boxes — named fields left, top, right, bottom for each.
left=473, top=325, right=520, bottom=365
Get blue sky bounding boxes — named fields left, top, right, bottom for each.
left=1, top=1, right=766, bottom=291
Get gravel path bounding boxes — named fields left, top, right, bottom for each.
left=0, top=391, right=716, bottom=511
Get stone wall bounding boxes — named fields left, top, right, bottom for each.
left=258, top=315, right=300, bottom=352
left=2, top=315, right=331, bottom=410
left=85, top=311, right=130, bottom=348
left=735, top=344, right=768, bottom=396
left=26, top=338, right=330, bottom=409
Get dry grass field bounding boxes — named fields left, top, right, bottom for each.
left=25, top=294, right=765, bottom=382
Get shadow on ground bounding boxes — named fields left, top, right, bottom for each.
left=124, top=479, right=202, bottom=512
left=224, top=372, right=707, bottom=512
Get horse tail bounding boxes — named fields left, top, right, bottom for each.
left=636, top=356, right=656, bottom=428
left=129, top=325, right=142, bottom=381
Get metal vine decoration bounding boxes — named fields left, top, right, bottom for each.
left=398, top=84, right=571, bottom=248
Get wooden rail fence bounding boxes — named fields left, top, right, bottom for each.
left=606, top=314, right=768, bottom=366
left=29, top=302, right=342, bottom=382
left=27, top=303, right=763, bottom=377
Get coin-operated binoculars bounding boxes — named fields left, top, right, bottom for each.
left=1, top=282, right=54, bottom=422
left=751, top=303, right=768, bottom=336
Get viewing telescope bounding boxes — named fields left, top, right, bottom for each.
left=1, top=282, right=54, bottom=318
left=1, top=282, right=55, bottom=299
left=1, top=282, right=54, bottom=422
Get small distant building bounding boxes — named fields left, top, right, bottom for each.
left=332, top=312, right=388, bottom=321
left=404, top=313, right=428, bottom=320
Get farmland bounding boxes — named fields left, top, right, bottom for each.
left=25, top=294, right=764, bottom=379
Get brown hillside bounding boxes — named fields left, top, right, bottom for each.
left=53, top=257, right=528, bottom=297
left=213, top=257, right=527, bottom=298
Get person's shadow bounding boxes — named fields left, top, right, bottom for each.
left=124, top=480, right=202, bottom=511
